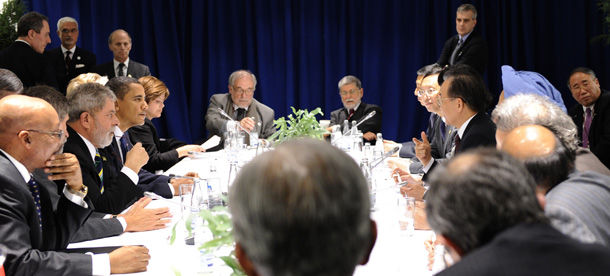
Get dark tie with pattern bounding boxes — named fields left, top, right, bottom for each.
left=347, top=109, right=355, bottom=120
left=453, top=135, right=462, bottom=154
left=118, top=63, right=125, bottom=76
left=95, top=149, right=104, bottom=193
left=583, top=107, right=592, bottom=148
left=119, top=132, right=133, bottom=163
left=65, top=51, right=72, bottom=75
left=27, top=176, right=43, bottom=231
left=450, top=37, right=463, bottom=65
left=236, top=108, right=246, bottom=121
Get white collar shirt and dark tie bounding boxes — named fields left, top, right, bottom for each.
left=111, top=128, right=139, bottom=185
left=113, top=58, right=130, bottom=77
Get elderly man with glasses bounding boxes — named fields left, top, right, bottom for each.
left=329, top=75, right=383, bottom=144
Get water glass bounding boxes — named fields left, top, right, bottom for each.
left=398, top=196, right=416, bottom=236
left=179, top=184, right=194, bottom=219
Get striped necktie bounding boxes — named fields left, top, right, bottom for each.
left=27, top=176, right=43, bottom=231
left=95, top=149, right=104, bottom=193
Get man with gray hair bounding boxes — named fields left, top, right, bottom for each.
left=0, top=68, right=23, bottom=99
left=436, top=4, right=487, bottom=75
left=93, top=29, right=150, bottom=79
left=0, top=11, right=57, bottom=89
left=492, top=93, right=610, bottom=176
left=205, top=69, right=276, bottom=149
left=426, top=147, right=610, bottom=275
left=329, top=75, right=383, bottom=143
left=44, top=17, right=97, bottom=94
left=229, top=139, right=376, bottom=276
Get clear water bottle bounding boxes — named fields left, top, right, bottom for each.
left=360, top=157, right=375, bottom=211
left=373, top=133, right=384, bottom=161
left=194, top=218, right=214, bottom=275
left=351, top=121, right=358, bottom=136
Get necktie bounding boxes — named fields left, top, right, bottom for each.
left=347, top=109, right=355, bottom=120
left=95, top=149, right=104, bottom=193
left=27, top=177, right=43, bottom=231
left=583, top=107, right=593, bottom=148
left=118, top=63, right=125, bottom=76
left=119, top=133, right=132, bottom=163
left=450, top=37, right=463, bottom=65
left=453, top=135, right=462, bottom=154
left=440, top=120, right=446, bottom=141
left=65, top=51, right=72, bottom=75
left=236, top=108, right=246, bottom=121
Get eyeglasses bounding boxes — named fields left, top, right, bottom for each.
left=24, top=129, right=64, bottom=139
left=232, top=87, right=254, bottom=96
left=570, top=80, right=592, bottom=92
left=416, top=88, right=439, bottom=97
left=60, top=28, right=78, bottom=34
left=339, top=89, right=360, bottom=97
left=437, top=97, right=461, bottom=106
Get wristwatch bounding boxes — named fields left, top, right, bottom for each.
left=68, top=184, right=88, bottom=198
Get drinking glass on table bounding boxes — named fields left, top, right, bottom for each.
left=179, top=184, right=194, bottom=219
left=398, top=196, right=416, bottom=236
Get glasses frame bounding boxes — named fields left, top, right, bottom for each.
left=339, top=89, right=360, bottom=97
left=24, top=129, right=64, bottom=139
left=232, top=86, right=254, bottom=96
left=416, top=87, right=439, bottom=98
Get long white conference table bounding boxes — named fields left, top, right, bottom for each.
left=68, top=149, right=434, bottom=276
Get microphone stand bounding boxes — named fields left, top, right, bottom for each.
left=342, top=110, right=377, bottom=135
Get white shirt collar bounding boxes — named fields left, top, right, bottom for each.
left=457, top=113, right=477, bottom=139
left=459, top=31, right=472, bottom=43
left=233, top=104, right=248, bottom=112
left=348, top=102, right=361, bottom=111
left=582, top=103, right=596, bottom=113
left=0, top=148, right=31, bottom=183
left=15, top=39, right=30, bottom=47
left=113, top=58, right=130, bottom=75
left=77, top=133, right=98, bottom=163
left=61, top=45, right=76, bottom=54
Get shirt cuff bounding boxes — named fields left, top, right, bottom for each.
left=121, top=167, right=139, bottom=185
left=168, top=182, right=175, bottom=196
left=422, top=158, right=435, bottom=173
left=116, top=216, right=127, bottom=232
left=62, top=185, right=88, bottom=208
left=89, top=253, right=110, bottom=276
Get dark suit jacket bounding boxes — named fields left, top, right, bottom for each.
left=104, top=130, right=174, bottom=198
left=408, top=114, right=457, bottom=173
left=44, top=46, right=96, bottom=95
left=0, top=41, right=58, bottom=89
left=330, top=102, right=383, bottom=145
left=437, top=223, right=610, bottom=276
left=63, top=126, right=143, bottom=214
left=569, top=91, right=610, bottom=169
left=92, top=59, right=151, bottom=79
left=34, top=169, right=123, bottom=243
left=437, top=32, right=488, bottom=76
left=129, top=118, right=186, bottom=172
left=425, top=112, right=496, bottom=179
left=0, top=152, right=93, bottom=275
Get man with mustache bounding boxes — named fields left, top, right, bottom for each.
left=329, top=75, right=383, bottom=144
left=92, top=29, right=150, bottom=79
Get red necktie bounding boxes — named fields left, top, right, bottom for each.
left=347, top=109, right=355, bottom=120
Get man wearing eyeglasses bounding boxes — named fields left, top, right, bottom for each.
left=44, top=17, right=97, bottom=95
left=205, top=70, right=276, bottom=149
left=567, top=67, right=610, bottom=169
left=329, top=75, right=383, bottom=144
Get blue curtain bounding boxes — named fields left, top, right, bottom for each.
left=29, top=0, right=610, bottom=143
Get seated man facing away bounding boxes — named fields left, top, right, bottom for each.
left=229, top=139, right=377, bottom=276
left=425, top=148, right=610, bottom=275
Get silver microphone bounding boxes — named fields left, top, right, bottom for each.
left=343, top=110, right=377, bottom=135
left=370, top=146, right=399, bottom=169
left=217, top=108, right=256, bottom=137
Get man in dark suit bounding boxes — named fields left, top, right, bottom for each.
left=0, top=12, right=58, bottom=89
left=436, top=4, right=487, bottom=76
left=104, top=77, right=196, bottom=197
left=92, top=29, right=151, bottom=79
left=426, top=148, right=610, bottom=275
left=567, top=67, right=610, bottom=169
left=328, top=75, right=382, bottom=144
left=44, top=17, right=96, bottom=95
left=205, top=70, right=276, bottom=149
left=0, top=95, right=149, bottom=275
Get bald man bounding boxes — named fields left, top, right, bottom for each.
left=501, top=125, right=610, bottom=246
left=92, top=29, right=151, bottom=79
left=0, top=95, right=150, bottom=275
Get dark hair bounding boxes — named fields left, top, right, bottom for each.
left=442, top=64, right=492, bottom=112
left=457, top=4, right=478, bottom=20
left=105, top=76, right=140, bottom=100
left=566, top=67, right=596, bottom=88
left=17, top=12, right=48, bottom=37
left=416, top=63, right=444, bottom=79
left=22, top=85, right=69, bottom=120
left=425, top=148, right=547, bottom=254
left=0, top=69, right=24, bottom=93
left=522, top=136, right=575, bottom=192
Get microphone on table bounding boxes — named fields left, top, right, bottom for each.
left=217, top=108, right=256, bottom=137
left=370, top=146, right=399, bottom=169
left=342, top=110, right=377, bottom=135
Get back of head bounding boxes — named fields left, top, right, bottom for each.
left=22, top=85, right=69, bottom=120
left=337, top=75, right=362, bottom=90
left=500, top=65, right=567, bottom=112
left=17, top=12, right=48, bottom=37
left=492, top=93, right=579, bottom=153
left=441, top=64, right=492, bottom=112
left=426, top=148, right=546, bottom=254
left=0, top=69, right=24, bottom=96
left=67, top=83, right=116, bottom=123
left=105, top=76, right=140, bottom=100
left=66, top=73, right=108, bottom=97
left=500, top=125, right=575, bottom=192
left=229, top=139, right=372, bottom=276
left=138, top=76, right=170, bottom=102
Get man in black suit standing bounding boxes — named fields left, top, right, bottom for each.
left=93, top=29, right=151, bottom=79
left=0, top=12, right=58, bottom=89
left=44, top=17, right=96, bottom=95
left=567, top=67, right=610, bottom=169
left=436, top=4, right=487, bottom=76
left=426, top=148, right=610, bottom=275
left=328, top=75, right=383, bottom=144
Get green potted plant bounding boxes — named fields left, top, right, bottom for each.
left=0, top=0, right=27, bottom=51
left=268, top=107, right=327, bottom=144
